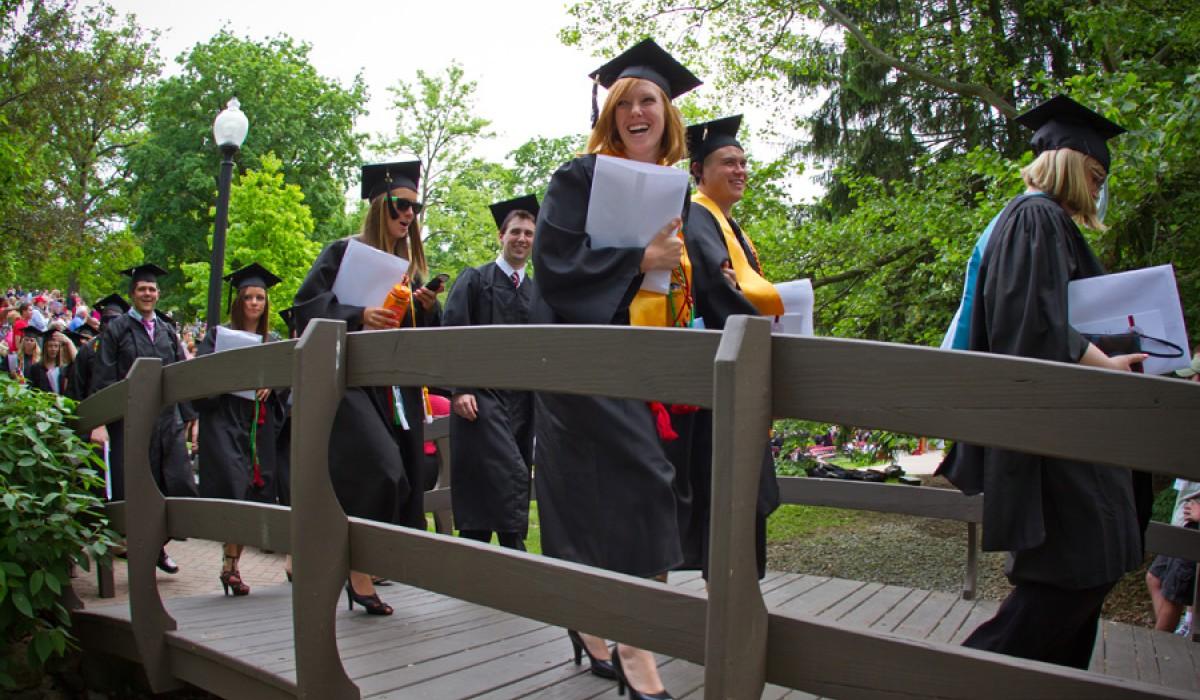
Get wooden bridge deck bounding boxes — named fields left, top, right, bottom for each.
left=71, top=570, right=1200, bottom=698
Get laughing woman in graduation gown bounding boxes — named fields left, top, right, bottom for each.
left=194, top=263, right=288, bottom=597
left=676, top=115, right=782, bottom=581
left=293, top=160, right=441, bottom=616
left=937, top=96, right=1145, bottom=669
left=532, top=39, right=700, bottom=700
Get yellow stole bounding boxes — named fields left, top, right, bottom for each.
left=691, top=191, right=783, bottom=316
left=628, top=232, right=693, bottom=328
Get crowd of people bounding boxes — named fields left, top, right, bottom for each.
left=5, top=36, right=1197, bottom=698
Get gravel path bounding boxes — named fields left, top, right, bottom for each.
left=767, top=509, right=1155, bottom=626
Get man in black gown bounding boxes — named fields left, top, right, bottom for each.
left=442, top=195, right=538, bottom=550
left=94, top=264, right=199, bottom=573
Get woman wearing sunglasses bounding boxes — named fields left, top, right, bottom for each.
left=293, top=160, right=442, bottom=616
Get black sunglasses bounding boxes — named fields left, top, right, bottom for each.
left=388, top=196, right=424, bottom=215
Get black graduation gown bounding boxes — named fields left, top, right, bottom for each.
left=66, top=339, right=98, bottom=401
left=292, top=237, right=438, bottom=528
left=442, top=262, right=535, bottom=534
left=193, top=327, right=287, bottom=503
left=94, top=313, right=199, bottom=501
left=28, top=362, right=70, bottom=395
left=531, top=154, right=683, bottom=578
left=937, top=194, right=1141, bottom=590
left=675, top=202, right=781, bottom=577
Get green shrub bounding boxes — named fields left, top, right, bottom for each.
left=0, top=375, right=118, bottom=689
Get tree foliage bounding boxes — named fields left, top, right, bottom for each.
left=563, top=0, right=1200, bottom=343
left=0, top=0, right=158, bottom=296
left=129, top=30, right=366, bottom=308
left=180, top=154, right=320, bottom=336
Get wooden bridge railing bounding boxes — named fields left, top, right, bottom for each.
left=72, top=317, right=1200, bottom=699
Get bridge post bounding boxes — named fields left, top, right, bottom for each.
left=289, top=319, right=359, bottom=699
left=705, top=315, right=772, bottom=699
left=122, top=358, right=181, bottom=692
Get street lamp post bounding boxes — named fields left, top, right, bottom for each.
left=205, top=97, right=249, bottom=332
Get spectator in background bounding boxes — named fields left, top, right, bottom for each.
left=28, top=329, right=75, bottom=395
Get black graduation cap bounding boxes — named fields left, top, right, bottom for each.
left=223, top=262, right=281, bottom=291
left=361, top=160, right=422, bottom=200
left=21, top=326, right=46, bottom=340
left=119, top=263, right=168, bottom=284
left=687, top=115, right=744, bottom=164
left=155, top=309, right=178, bottom=329
left=489, top=194, right=540, bottom=231
left=589, top=38, right=702, bottom=124
left=67, top=327, right=96, bottom=346
left=94, top=293, right=130, bottom=315
left=1016, top=95, right=1126, bottom=173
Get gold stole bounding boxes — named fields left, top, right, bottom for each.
left=629, top=236, right=693, bottom=327
left=691, top=191, right=783, bottom=316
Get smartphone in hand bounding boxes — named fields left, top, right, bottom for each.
left=424, top=273, right=450, bottom=293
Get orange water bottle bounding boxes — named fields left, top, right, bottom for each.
left=382, top=281, right=411, bottom=320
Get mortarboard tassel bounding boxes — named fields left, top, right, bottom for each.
left=591, top=80, right=600, bottom=127
left=249, top=398, right=267, bottom=489
left=648, top=401, right=679, bottom=441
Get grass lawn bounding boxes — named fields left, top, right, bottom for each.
left=433, top=500, right=858, bottom=555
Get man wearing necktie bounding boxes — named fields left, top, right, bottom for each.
left=440, top=195, right=539, bottom=550
left=94, top=264, right=199, bottom=574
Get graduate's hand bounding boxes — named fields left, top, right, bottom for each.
left=1080, top=344, right=1147, bottom=372
left=363, top=307, right=401, bottom=330
left=452, top=393, right=478, bottom=421
left=255, top=388, right=271, bottom=402
left=413, top=287, right=437, bottom=312
left=1183, top=500, right=1200, bottom=523
left=90, top=425, right=109, bottom=444
left=720, top=260, right=739, bottom=289
left=640, top=218, right=683, bottom=273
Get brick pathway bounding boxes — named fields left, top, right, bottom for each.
left=72, top=539, right=290, bottom=606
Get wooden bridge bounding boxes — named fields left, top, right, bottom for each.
left=69, top=317, right=1200, bottom=698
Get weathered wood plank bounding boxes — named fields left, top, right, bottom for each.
left=345, top=325, right=721, bottom=408
left=1146, top=521, right=1200, bottom=563
left=160, top=339, right=296, bottom=405
left=836, top=584, right=912, bottom=628
left=926, top=597, right=975, bottom=644
left=771, top=335, right=1200, bottom=478
left=775, top=578, right=868, bottom=618
left=706, top=315, right=772, bottom=699
left=1130, top=624, right=1162, bottom=685
left=288, top=319, right=357, bottom=700
left=765, top=611, right=1193, bottom=699
left=1151, top=627, right=1200, bottom=692
left=165, top=499, right=291, bottom=552
left=1101, top=619, right=1138, bottom=680
left=349, top=521, right=709, bottom=664
left=763, top=575, right=829, bottom=609
left=892, top=590, right=958, bottom=640
left=870, top=588, right=932, bottom=633
left=75, top=379, right=127, bottom=432
left=776, top=478, right=983, bottom=522
left=949, top=600, right=997, bottom=644
left=819, top=582, right=884, bottom=622
left=165, top=632, right=297, bottom=700
left=121, top=358, right=180, bottom=693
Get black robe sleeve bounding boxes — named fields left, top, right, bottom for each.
left=532, top=155, right=646, bottom=325
left=93, top=317, right=128, bottom=393
left=684, top=202, right=760, bottom=330
left=441, top=266, right=479, bottom=328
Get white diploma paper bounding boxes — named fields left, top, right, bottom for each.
left=213, top=327, right=263, bottom=400
left=1068, top=264, right=1190, bottom=375
left=585, top=155, right=690, bottom=294
left=771, top=278, right=815, bottom=336
left=331, top=238, right=410, bottom=309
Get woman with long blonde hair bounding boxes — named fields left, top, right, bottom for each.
left=292, top=160, right=442, bottom=616
left=938, top=95, right=1145, bottom=669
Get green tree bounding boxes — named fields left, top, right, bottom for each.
left=376, top=63, right=495, bottom=275
left=129, top=30, right=366, bottom=308
left=507, top=133, right=586, bottom=199
left=0, top=0, right=157, bottom=296
left=180, top=153, right=320, bottom=336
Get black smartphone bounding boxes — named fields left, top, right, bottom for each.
left=424, top=273, right=450, bottom=293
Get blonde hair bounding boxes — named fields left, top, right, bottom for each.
left=1021, top=148, right=1107, bottom=231
left=361, top=191, right=428, bottom=279
left=586, top=77, right=687, bottom=165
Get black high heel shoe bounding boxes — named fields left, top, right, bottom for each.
left=567, top=629, right=616, bottom=679
left=345, top=581, right=393, bottom=616
left=612, top=644, right=671, bottom=699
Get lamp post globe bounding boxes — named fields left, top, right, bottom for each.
left=205, top=97, right=249, bottom=333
